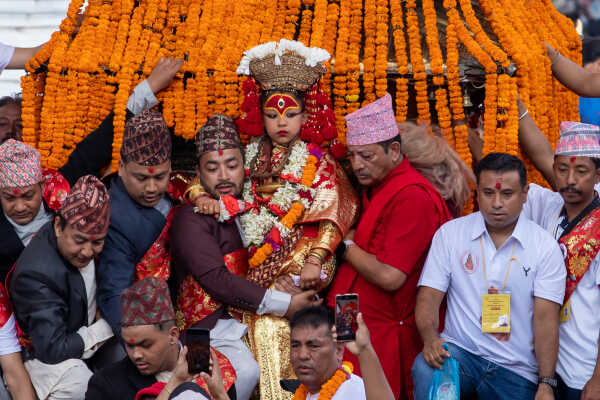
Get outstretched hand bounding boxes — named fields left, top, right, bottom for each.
left=147, top=57, right=184, bottom=94
left=200, top=349, right=229, bottom=400
left=332, top=313, right=371, bottom=356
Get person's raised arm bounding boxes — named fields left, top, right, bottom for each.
left=6, top=45, right=44, bottom=70
left=517, top=98, right=556, bottom=189
left=547, top=43, right=600, bottom=98
left=338, top=313, right=394, bottom=400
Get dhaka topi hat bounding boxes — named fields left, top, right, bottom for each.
left=120, top=277, right=176, bottom=327
left=0, top=139, right=42, bottom=189
left=121, top=109, right=171, bottom=166
left=59, top=175, right=110, bottom=234
left=345, top=93, right=399, bottom=146
left=195, top=114, right=242, bottom=158
left=555, top=121, right=600, bottom=157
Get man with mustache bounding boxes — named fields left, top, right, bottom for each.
left=10, top=175, right=113, bottom=400
left=412, top=153, right=565, bottom=400
left=518, top=119, right=600, bottom=399
left=169, top=115, right=323, bottom=400
left=326, top=94, right=451, bottom=399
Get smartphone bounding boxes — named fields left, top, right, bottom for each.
left=335, top=293, right=359, bottom=342
left=184, top=327, right=210, bottom=374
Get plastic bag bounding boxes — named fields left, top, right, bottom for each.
left=427, top=343, right=460, bottom=400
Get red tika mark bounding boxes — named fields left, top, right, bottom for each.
left=495, top=181, right=502, bottom=190
left=12, top=189, right=20, bottom=196
left=218, top=150, right=223, bottom=156
left=129, top=338, right=134, bottom=344
left=148, top=167, right=155, bottom=174
left=570, top=157, right=576, bottom=163
left=90, top=234, right=96, bottom=241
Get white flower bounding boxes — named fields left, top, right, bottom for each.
left=244, top=140, right=260, bottom=170
left=281, top=141, right=309, bottom=179
left=236, top=39, right=330, bottom=75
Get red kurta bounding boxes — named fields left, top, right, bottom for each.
left=328, top=158, right=450, bottom=399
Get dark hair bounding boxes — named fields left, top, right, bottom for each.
left=55, top=214, right=67, bottom=230
left=378, top=134, right=401, bottom=153
left=289, top=306, right=334, bottom=331
left=591, top=157, right=600, bottom=170
left=155, top=320, right=176, bottom=332
left=0, top=94, right=22, bottom=109
left=259, top=89, right=305, bottom=112
left=475, top=152, right=527, bottom=187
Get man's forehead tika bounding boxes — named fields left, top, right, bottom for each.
left=12, top=188, right=20, bottom=196
left=148, top=166, right=155, bottom=174
left=570, top=157, right=576, bottom=164
left=495, top=177, right=502, bottom=190
left=264, top=93, right=300, bottom=119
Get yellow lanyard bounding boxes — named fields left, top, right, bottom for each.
left=479, top=236, right=516, bottom=291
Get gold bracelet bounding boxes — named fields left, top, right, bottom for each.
left=308, top=249, right=327, bottom=263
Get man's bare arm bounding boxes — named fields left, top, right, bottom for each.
left=547, top=43, right=600, bottom=98
left=533, top=297, right=560, bottom=400
left=415, top=286, right=449, bottom=369
left=343, top=244, right=407, bottom=291
left=0, top=352, right=36, bottom=400
left=6, top=45, right=44, bottom=70
left=517, top=99, right=556, bottom=189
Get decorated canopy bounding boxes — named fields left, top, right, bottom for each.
left=21, top=0, right=580, bottom=188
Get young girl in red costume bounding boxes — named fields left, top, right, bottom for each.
left=195, top=39, right=358, bottom=400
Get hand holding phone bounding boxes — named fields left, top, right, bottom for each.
left=335, top=293, right=359, bottom=342
left=184, top=327, right=210, bottom=375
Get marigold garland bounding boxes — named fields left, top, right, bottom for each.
left=292, top=363, right=351, bottom=400
left=22, top=0, right=579, bottom=192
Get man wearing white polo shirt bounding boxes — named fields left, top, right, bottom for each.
left=519, top=120, right=600, bottom=400
left=412, top=153, right=565, bottom=400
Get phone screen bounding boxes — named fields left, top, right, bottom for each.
left=335, top=293, right=359, bottom=342
left=184, top=327, right=210, bottom=374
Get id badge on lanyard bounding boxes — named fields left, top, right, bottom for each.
left=479, top=237, right=516, bottom=334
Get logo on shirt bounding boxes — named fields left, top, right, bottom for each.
left=460, top=251, right=478, bottom=274
left=522, top=266, right=531, bottom=277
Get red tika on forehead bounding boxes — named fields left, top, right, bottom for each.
left=218, top=149, right=223, bottom=156
left=129, top=338, right=134, bottom=344
left=148, top=166, right=155, bottom=174
left=12, top=188, right=20, bottom=196
left=264, top=94, right=300, bottom=119
left=495, top=177, right=502, bottom=190
left=570, top=157, right=576, bottom=163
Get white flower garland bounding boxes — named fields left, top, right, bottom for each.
left=236, top=39, right=330, bottom=75
left=241, top=139, right=316, bottom=248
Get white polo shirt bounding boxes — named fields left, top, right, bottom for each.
left=523, top=183, right=600, bottom=389
left=419, top=211, right=565, bottom=383
left=0, top=42, right=15, bottom=73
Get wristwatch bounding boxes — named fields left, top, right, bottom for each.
left=538, top=376, right=557, bottom=388
left=335, top=240, right=355, bottom=260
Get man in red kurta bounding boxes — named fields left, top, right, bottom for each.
left=328, top=94, right=450, bottom=399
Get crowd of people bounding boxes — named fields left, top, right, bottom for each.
left=0, top=22, right=599, bottom=400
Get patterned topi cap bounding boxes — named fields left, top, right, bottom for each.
left=121, top=109, right=172, bottom=166
left=59, top=175, right=110, bottom=234
left=555, top=121, right=600, bottom=157
left=120, top=277, right=176, bottom=327
left=195, top=114, right=242, bottom=158
left=0, top=139, right=42, bottom=189
left=345, top=93, right=399, bottom=146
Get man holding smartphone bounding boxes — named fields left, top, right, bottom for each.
left=86, top=277, right=234, bottom=400
left=327, top=94, right=451, bottom=399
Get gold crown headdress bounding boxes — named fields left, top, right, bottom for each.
left=236, top=39, right=330, bottom=91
